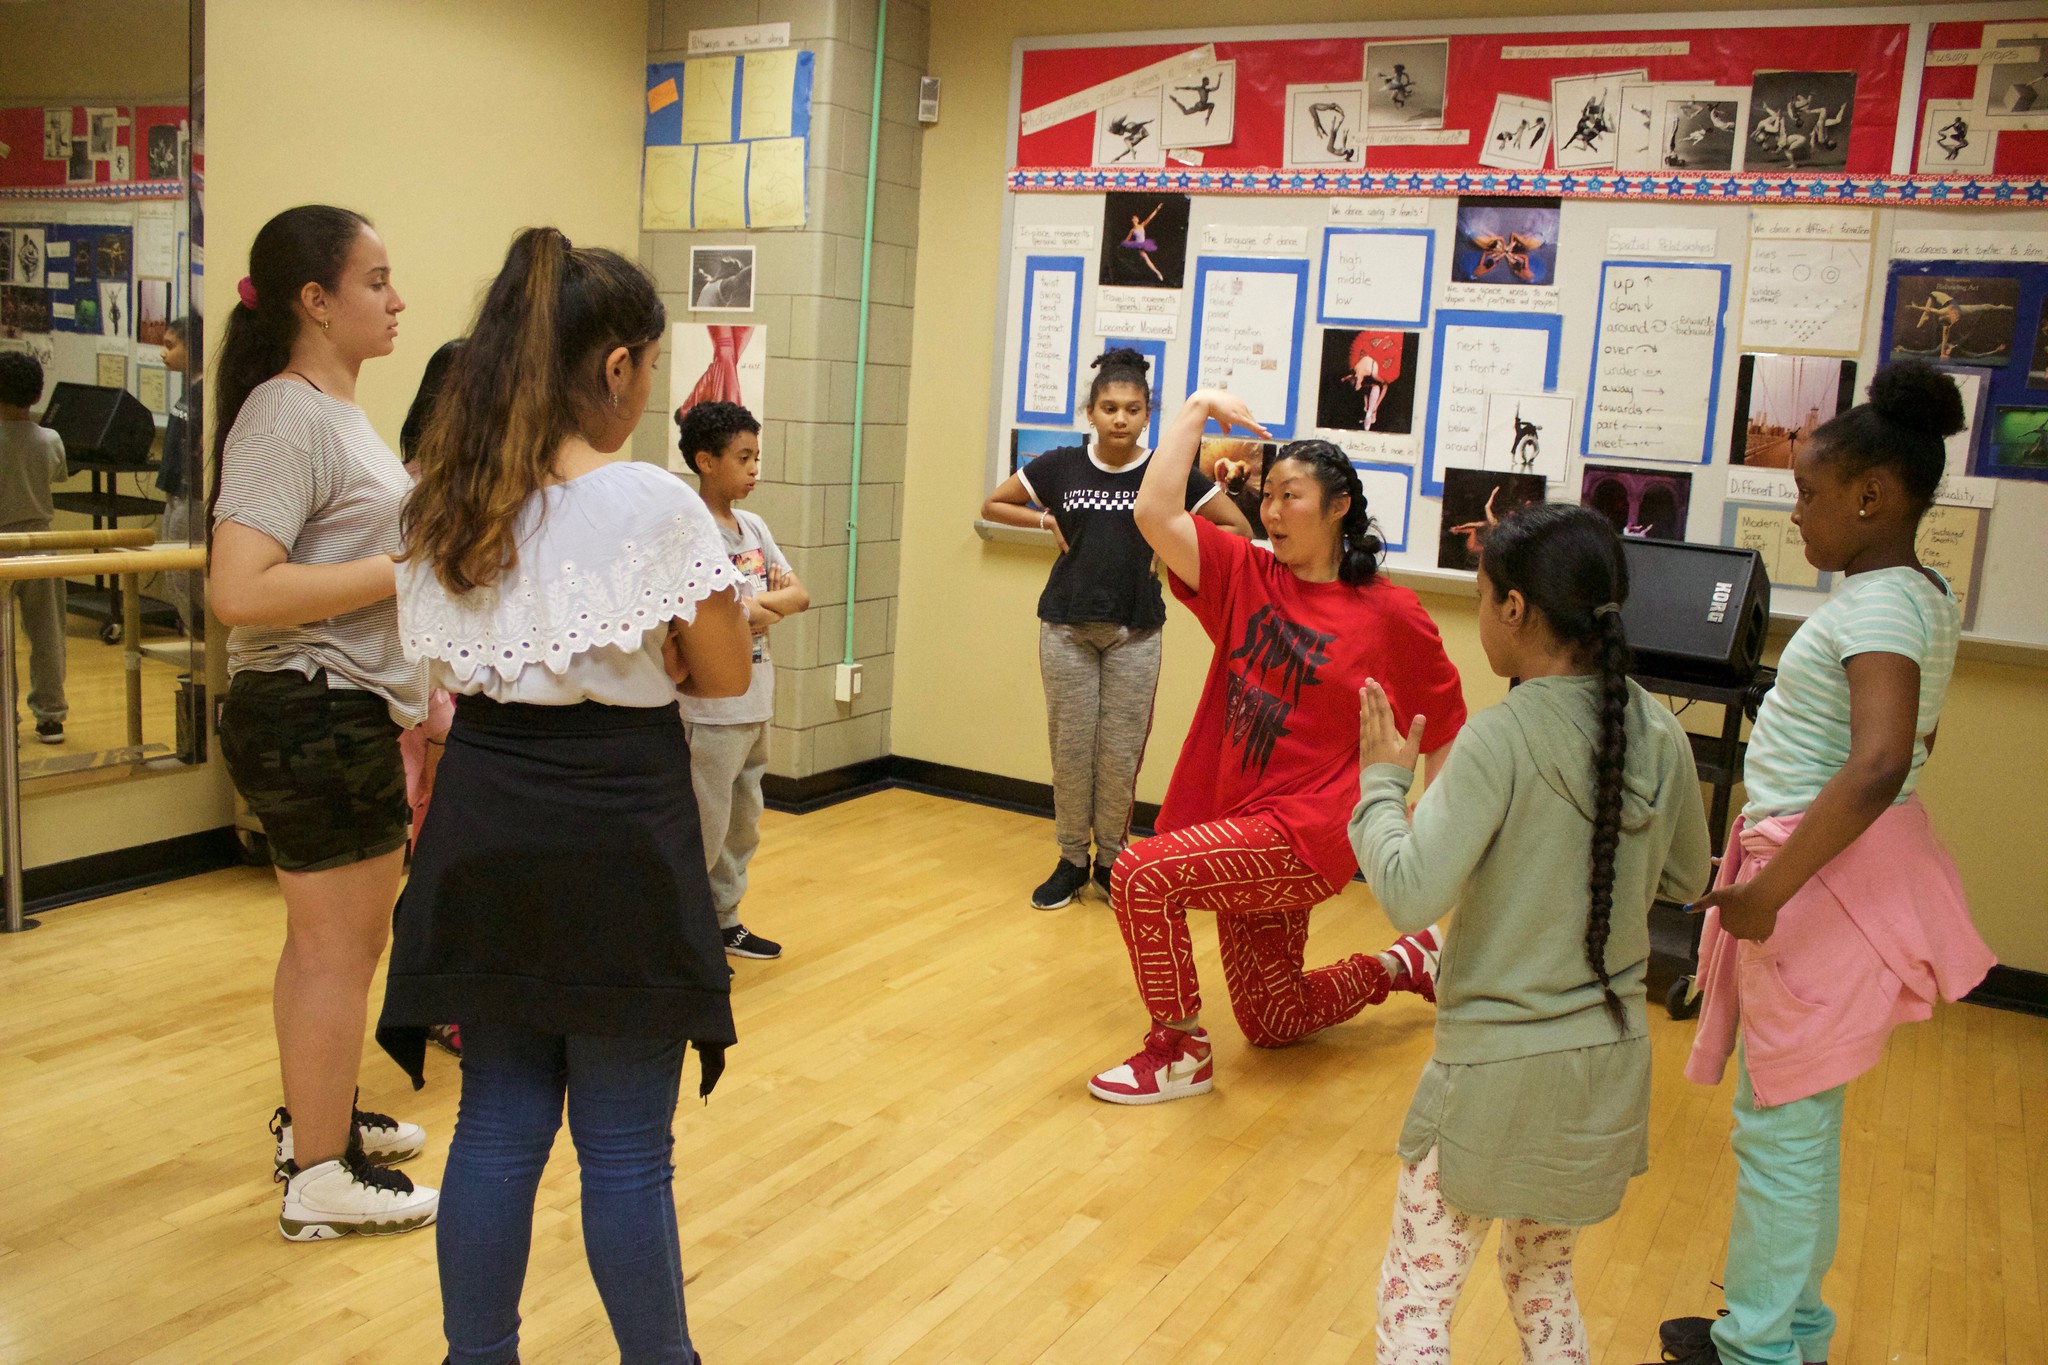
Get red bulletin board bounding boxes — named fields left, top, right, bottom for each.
left=1920, top=20, right=2048, bottom=176
left=0, top=104, right=188, bottom=193
left=1016, top=27, right=1911, bottom=176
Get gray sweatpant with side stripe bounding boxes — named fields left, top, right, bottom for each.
left=1038, top=621, right=1161, bottom=869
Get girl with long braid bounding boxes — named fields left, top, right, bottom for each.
left=1085, top=388, right=1465, bottom=1105
left=1351, top=504, right=1710, bottom=1364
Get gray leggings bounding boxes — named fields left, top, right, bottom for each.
left=1038, top=621, right=1161, bottom=867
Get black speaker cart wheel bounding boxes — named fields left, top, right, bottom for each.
left=1666, top=975, right=1701, bottom=1020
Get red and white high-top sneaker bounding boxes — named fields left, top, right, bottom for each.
left=1088, top=1024, right=1214, bottom=1105
left=1382, top=926, right=1443, bottom=1003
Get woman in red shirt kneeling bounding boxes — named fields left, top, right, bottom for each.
left=1088, top=388, right=1468, bottom=1105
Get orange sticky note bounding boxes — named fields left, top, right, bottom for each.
left=647, top=78, right=679, bottom=115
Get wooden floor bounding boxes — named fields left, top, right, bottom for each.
left=1, top=787, right=2043, bottom=1364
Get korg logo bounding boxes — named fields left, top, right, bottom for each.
left=1707, top=580, right=1732, bottom=625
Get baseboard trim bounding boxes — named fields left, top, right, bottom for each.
left=765, top=754, right=1160, bottom=833
left=23, top=827, right=243, bottom=915
left=1963, top=965, right=2048, bottom=1018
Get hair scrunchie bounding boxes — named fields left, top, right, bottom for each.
left=236, top=276, right=258, bottom=309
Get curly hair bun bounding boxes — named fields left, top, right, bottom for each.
left=1870, top=359, right=1966, bottom=440
left=1093, top=347, right=1150, bottom=375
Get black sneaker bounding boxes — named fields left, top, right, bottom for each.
left=33, top=720, right=62, bottom=745
left=723, top=924, right=782, bottom=959
left=1656, top=1314, right=1726, bottom=1361
left=1031, top=858, right=1090, bottom=910
left=1092, top=863, right=1114, bottom=899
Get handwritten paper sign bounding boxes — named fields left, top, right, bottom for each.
left=1423, top=311, right=1561, bottom=495
left=1096, top=286, right=1180, bottom=340
left=1189, top=257, right=1309, bottom=438
left=1749, top=208, right=1873, bottom=241
left=1740, top=238, right=1870, bottom=355
left=1605, top=225, right=1717, bottom=258
left=1318, top=227, right=1431, bottom=328
left=1723, top=502, right=1828, bottom=591
left=1017, top=255, right=1082, bottom=425
left=1198, top=224, right=1308, bottom=254
left=1916, top=504, right=1989, bottom=628
left=1892, top=230, right=2048, bottom=263
left=1586, top=261, right=1729, bottom=464
left=1330, top=198, right=1431, bottom=226
left=1015, top=224, right=1097, bottom=252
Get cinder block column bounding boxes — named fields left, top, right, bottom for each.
left=636, top=0, right=926, bottom=781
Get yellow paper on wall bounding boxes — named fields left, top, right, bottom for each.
left=1775, top=515, right=1822, bottom=590
left=738, top=50, right=799, bottom=141
left=642, top=145, right=695, bottom=231
left=138, top=365, right=167, bottom=414
left=1915, top=503, right=1989, bottom=628
left=692, top=142, right=749, bottom=230
left=96, top=351, right=126, bottom=389
left=681, top=57, right=738, bottom=144
left=746, top=137, right=808, bottom=229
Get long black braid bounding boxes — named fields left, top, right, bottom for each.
left=1479, top=503, right=1633, bottom=1031
left=1270, top=438, right=1384, bottom=584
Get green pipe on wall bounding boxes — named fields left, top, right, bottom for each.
left=844, top=0, right=889, bottom=667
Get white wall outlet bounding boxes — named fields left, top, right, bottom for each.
left=834, top=662, right=864, bottom=704
left=918, top=76, right=940, bottom=125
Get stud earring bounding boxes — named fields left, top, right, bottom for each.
left=318, top=318, right=330, bottom=332
left=1858, top=508, right=1869, bottom=518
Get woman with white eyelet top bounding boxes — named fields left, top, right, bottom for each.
left=375, top=227, right=749, bottom=1365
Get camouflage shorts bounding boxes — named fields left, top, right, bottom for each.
left=220, top=669, right=409, bottom=873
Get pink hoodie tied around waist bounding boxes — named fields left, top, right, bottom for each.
left=1685, top=796, right=1995, bottom=1109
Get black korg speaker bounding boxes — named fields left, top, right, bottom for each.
left=1617, top=538, right=1771, bottom=687
left=1617, top=537, right=1774, bottom=1022
left=40, top=382, right=156, bottom=465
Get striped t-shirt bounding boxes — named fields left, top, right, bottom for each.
left=1742, top=566, right=1961, bottom=820
left=213, top=377, right=426, bottom=725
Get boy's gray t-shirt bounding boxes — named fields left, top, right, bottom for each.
left=0, top=420, right=67, bottom=531
left=680, top=507, right=788, bottom=727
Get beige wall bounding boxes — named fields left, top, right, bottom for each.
left=209, top=0, right=648, bottom=444
left=16, top=0, right=649, bottom=870
left=893, top=0, right=2048, bottom=973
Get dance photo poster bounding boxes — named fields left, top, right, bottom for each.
left=670, top=324, right=766, bottom=471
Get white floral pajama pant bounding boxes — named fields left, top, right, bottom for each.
left=1376, top=1146, right=1590, bottom=1364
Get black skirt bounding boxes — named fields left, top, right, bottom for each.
left=377, top=695, right=735, bottom=1095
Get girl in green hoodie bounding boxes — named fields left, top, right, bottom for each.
left=1351, top=504, right=1711, bottom=1364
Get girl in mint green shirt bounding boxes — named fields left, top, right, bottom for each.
left=1353, top=503, right=1709, bottom=1365
left=1657, top=362, right=1983, bottom=1365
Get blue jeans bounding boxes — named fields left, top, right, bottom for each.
left=1713, top=1044, right=1847, bottom=1365
left=439, top=1026, right=701, bottom=1365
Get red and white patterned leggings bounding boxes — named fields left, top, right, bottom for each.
left=1377, top=1147, right=1589, bottom=1364
left=1109, top=815, right=1387, bottom=1048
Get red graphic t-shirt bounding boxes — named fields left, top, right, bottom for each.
left=1159, top=516, right=1468, bottom=888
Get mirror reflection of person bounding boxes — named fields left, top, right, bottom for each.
left=0, top=351, right=70, bottom=744
left=156, top=314, right=205, bottom=633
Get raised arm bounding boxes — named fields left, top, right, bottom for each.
left=1139, top=389, right=1266, bottom=591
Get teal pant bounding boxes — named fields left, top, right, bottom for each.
left=1713, top=1046, right=1847, bottom=1365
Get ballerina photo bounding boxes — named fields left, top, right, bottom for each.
left=1097, top=191, right=1190, bottom=290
